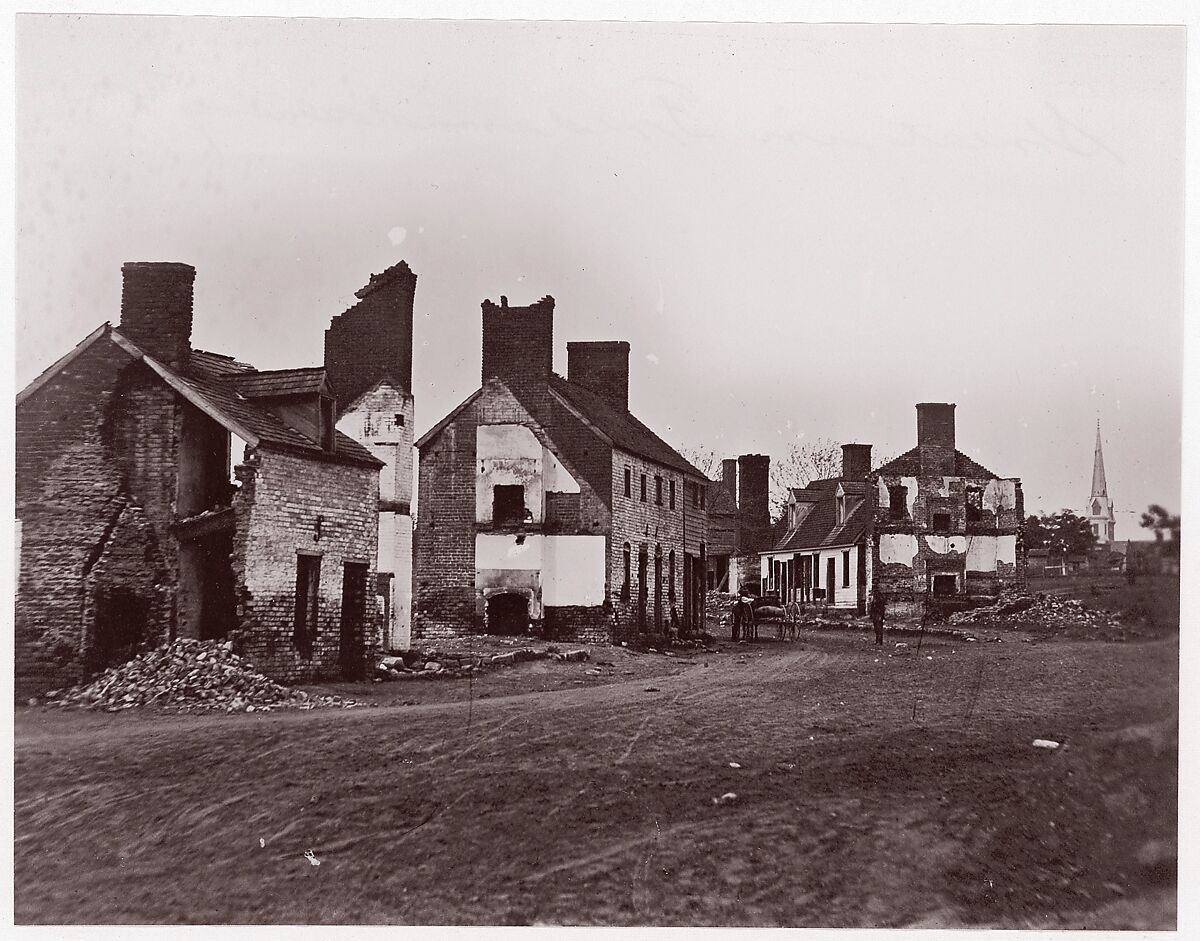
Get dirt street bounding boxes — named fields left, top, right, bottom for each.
left=14, top=629, right=1177, bottom=927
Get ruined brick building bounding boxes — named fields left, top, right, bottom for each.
left=413, top=295, right=710, bottom=644
left=15, top=262, right=383, bottom=697
left=704, top=454, right=773, bottom=593
left=324, top=261, right=416, bottom=650
left=759, top=444, right=873, bottom=612
left=867, top=403, right=1025, bottom=619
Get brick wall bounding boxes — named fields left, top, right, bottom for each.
left=231, top=448, right=380, bottom=683
left=867, top=471, right=1026, bottom=616
left=414, top=379, right=613, bottom=641
left=414, top=403, right=481, bottom=640
left=609, top=449, right=690, bottom=642
left=324, top=262, right=416, bottom=412
left=15, top=342, right=178, bottom=698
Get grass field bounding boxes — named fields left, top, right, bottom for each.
left=14, top=583, right=1178, bottom=927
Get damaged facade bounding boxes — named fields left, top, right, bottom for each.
left=15, top=262, right=383, bottom=698
left=324, top=260, right=417, bottom=651
left=759, top=444, right=872, bottom=612
left=413, top=295, right=709, bottom=645
left=867, top=403, right=1025, bottom=619
left=704, top=455, right=773, bottom=593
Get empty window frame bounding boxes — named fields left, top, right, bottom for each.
left=293, top=553, right=321, bottom=659
left=932, top=511, right=952, bottom=531
left=640, top=474, right=647, bottom=503
left=888, top=485, right=908, bottom=520
left=965, top=486, right=984, bottom=523
left=622, top=542, right=631, bottom=602
left=624, top=466, right=632, bottom=498
left=493, top=484, right=526, bottom=525
left=655, top=475, right=663, bottom=506
left=669, top=479, right=676, bottom=510
left=842, top=550, right=851, bottom=588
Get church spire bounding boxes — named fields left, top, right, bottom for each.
left=1091, top=420, right=1108, bottom=497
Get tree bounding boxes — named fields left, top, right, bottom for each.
left=679, top=447, right=718, bottom=479
left=1023, top=510, right=1096, bottom=557
left=1140, top=504, right=1181, bottom=552
left=770, top=438, right=843, bottom=520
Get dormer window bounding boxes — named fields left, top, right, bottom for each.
left=836, top=493, right=847, bottom=525
left=320, top=395, right=336, bottom=452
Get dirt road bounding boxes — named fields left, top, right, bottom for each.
left=15, top=630, right=1177, bottom=926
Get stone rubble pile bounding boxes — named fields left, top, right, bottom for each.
left=949, top=591, right=1121, bottom=633
left=374, top=645, right=594, bottom=681
left=45, top=639, right=360, bottom=713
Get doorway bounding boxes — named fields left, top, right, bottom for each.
left=339, top=562, right=370, bottom=680
left=826, top=557, right=836, bottom=605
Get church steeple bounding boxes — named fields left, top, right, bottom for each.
left=1086, top=420, right=1116, bottom=544
left=1091, top=420, right=1108, bottom=497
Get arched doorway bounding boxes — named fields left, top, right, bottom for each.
left=487, top=592, right=530, bottom=636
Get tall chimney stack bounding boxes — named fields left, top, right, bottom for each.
left=720, top=458, right=738, bottom=502
left=916, top=403, right=956, bottom=476
left=841, top=443, right=872, bottom=480
left=118, top=262, right=196, bottom=368
left=567, top=341, right=630, bottom=412
left=481, top=295, right=555, bottom=387
left=737, top=453, right=771, bottom=544
left=324, top=260, right=416, bottom=411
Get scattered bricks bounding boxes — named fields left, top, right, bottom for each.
left=563, top=649, right=590, bottom=662
left=423, top=661, right=441, bottom=672
left=45, top=638, right=358, bottom=714
left=491, top=652, right=516, bottom=665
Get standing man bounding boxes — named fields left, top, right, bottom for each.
left=870, top=592, right=886, bottom=645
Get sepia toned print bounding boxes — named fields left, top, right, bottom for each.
left=13, top=14, right=1183, bottom=929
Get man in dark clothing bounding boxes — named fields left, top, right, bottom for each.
left=870, top=593, right=886, bottom=645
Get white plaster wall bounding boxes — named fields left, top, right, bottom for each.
left=879, top=533, right=919, bottom=564
left=336, top=381, right=415, bottom=648
left=337, top=381, right=415, bottom=504
left=983, top=479, right=1017, bottom=514
left=965, top=534, right=1017, bottom=573
left=542, top=535, right=607, bottom=606
left=476, top=423, right=544, bottom=523
left=393, top=515, right=413, bottom=648
left=923, top=535, right=968, bottom=555
left=542, top=446, right=579, bottom=493
left=475, top=533, right=605, bottom=607
left=876, top=476, right=890, bottom=507
left=477, top=533, right=544, bottom=570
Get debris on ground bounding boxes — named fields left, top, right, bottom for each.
left=1033, top=739, right=1062, bottom=750
left=45, top=639, right=358, bottom=714
left=949, top=590, right=1131, bottom=640
left=712, top=792, right=739, bottom=806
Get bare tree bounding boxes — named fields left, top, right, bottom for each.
left=679, top=446, right=719, bottom=479
left=769, top=438, right=843, bottom=519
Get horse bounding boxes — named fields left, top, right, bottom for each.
left=780, top=600, right=804, bottom=641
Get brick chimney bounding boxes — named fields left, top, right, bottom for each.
left=737, top=453, right=771, bottom=542
left=841, top=443, right=872, bottom=480
left=721, top=458, right=738, bottom=502
left=916, top=403, right=956, bottom=476
left=118, top=262, right=196, bottom=368
left=482, top=295, right=555, bottom=387
left=324, top=260, right=416, bottom=411
left=566, top=341, right=630, bottom=412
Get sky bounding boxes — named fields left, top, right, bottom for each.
left=15, top=15, right=1185, bottom=535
